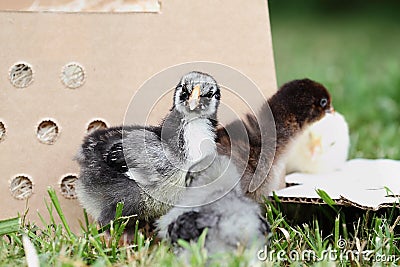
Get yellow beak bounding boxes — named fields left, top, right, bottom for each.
left=188, top=85, right=201, bottom=110
left=326, top=106, right=335, bottom=114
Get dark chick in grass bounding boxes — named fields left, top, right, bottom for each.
left=75, top=71, right=221, bottom=234
left=217, top=78, right=334, bottom=202
left=157, top=155, right=270, bottom=256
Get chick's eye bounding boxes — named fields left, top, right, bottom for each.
left=180, top=85, right=189, bottom=95
left=204, top=91, right=214, bottom=98
left=178, top=85, right=189, bottom=101
left=320, top=98, right=328, bottom=108
left=182, top=85, right=189, bottom=94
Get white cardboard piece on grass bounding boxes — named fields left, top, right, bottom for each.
left=277, top=159, right=400, bottom=210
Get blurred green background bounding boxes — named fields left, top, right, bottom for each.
left=268, top=0, right=400, bottom=159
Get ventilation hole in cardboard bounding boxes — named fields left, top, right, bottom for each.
left=9, top=62, right=34, bottom=88
left=60, top=175, right=78, bottom=199
left=87, top=119, right=108, bottom=134
left=0, top=121, right=6, bottom=142
left=37, top=120, right=59, bottom=144
left=61, top=62, right=85, bottom=89
left=10, top=175, right=33, bottom=200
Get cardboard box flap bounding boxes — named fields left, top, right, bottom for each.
left=277, top=159, right=400, bottom=210
left=0, top=0, right=276, bottom=231
left=0, top=0, right=160, bottom=13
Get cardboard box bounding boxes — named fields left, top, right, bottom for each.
left=0, top=0, right=277, bottom=231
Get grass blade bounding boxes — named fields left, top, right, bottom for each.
left=47, top=187, right=73, bottom=238
left=334, top=215, right=340, bottom=251
left=22, top=235, right=40, bottom=267
left=316, top=189, right=338, bottom=212
left=89, top=236, right=112, bottom=266
left=0, top=217, right=21, bottom=235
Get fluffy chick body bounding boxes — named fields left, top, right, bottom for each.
left=157, top=155, right=270, bottom=254
left=76, top=71, right=221, bottom=229
left=286, top=112, right=350, bottom=174
left=217, top=78, right=334, bottom=202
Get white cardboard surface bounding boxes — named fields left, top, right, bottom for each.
left=278, top=159, right=400, bottom=210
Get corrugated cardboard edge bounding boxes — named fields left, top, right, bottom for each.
left=274, top=158, right=400, bottom=211
left=274, top=195, right=399, bottom=211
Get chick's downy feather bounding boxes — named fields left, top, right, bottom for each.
left=157, top=155, right=270, bottom=255
left=286, top=111, right=350, bottom=174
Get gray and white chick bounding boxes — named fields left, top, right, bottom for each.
left=157, top=155, right=270, bottom=256
left=75, top=71, right=221, bottom=232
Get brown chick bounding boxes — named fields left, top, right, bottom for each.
left=217, top=78, right=333, bottom=202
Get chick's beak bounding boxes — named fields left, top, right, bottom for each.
left=188, top=85, right=201, bottom=110
left=326, top=105, right=335, bottom=114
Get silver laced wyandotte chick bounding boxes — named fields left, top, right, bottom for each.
left=75, top=71, right=221, bottom=233
left=217, top=78, right=334, bottom=202
left=157, top=155, right=270, bottom=257
left=285, top=111, right=350, bottom=174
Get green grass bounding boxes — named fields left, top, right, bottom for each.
left=0, top=188, right=399, bottom=266
left=2, top=2, right=400, bottom=266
